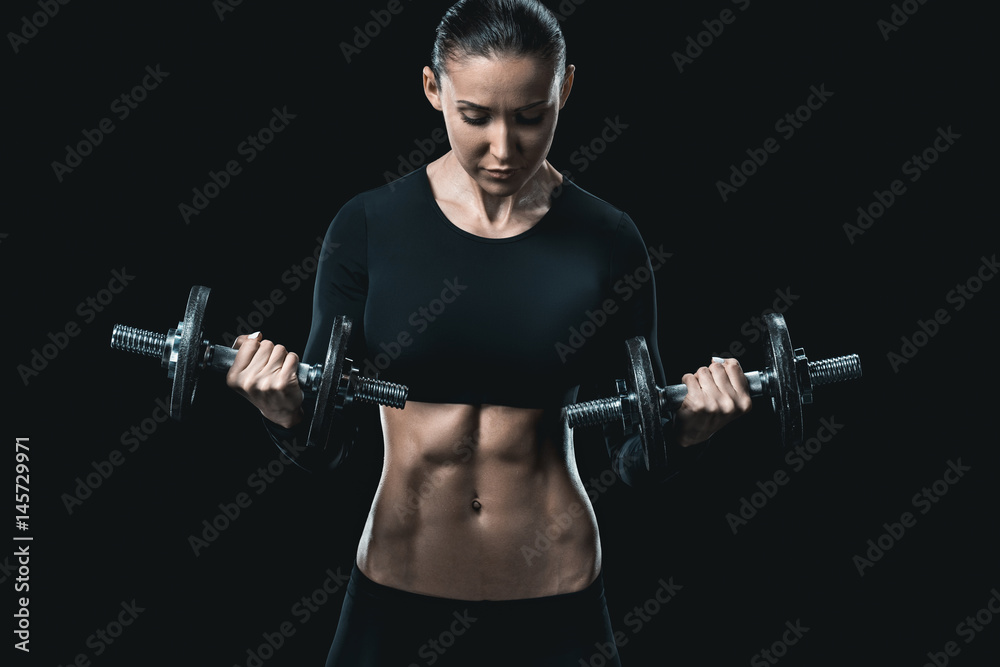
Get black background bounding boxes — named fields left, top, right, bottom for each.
left=5, top=1, right=997, bottom=665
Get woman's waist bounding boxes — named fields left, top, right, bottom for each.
left=346, top=560, right=607, bottom=609
left=373, top=456, right=593, bottom=525
left=357, top=514, right=601, bottom=601
left=360, top=460, right=600, bottom=598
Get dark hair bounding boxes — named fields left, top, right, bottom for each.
left=430, top=0, right=567, bottom=85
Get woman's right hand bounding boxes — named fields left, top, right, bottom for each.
left=673, top=356, right=753, bottom=448
left=226, top=332, right=305, bottom=429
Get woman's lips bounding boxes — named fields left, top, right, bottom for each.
left=484, top=168, right=519, bottom=179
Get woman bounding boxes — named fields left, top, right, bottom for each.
left=227, top=1, right=751, bottom=664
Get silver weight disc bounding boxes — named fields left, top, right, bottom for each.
left=171, top=285, right=211, bottom=420
left=762, top=313, right=803, bottom=448
left=626, top=337, right=666, bottom=471
left=307, top=316, right=352, bottom=452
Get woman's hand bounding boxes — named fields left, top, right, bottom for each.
left=673, top=357, right=752, bottom=448
left=226, top=332, right=305, bottom=429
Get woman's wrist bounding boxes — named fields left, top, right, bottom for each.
left=263, top=406, right=305, bottom=430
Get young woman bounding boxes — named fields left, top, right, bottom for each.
left=227, top=1, right=751, bottom=664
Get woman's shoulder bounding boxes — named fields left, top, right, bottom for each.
left=329, top=166, right=431, bottom=225
left=357, top=166, right=429, bottom=206
left=551, top=176, right=637, bottom=235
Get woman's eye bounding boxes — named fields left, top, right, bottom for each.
left=458, top=113, right=546, bottom=126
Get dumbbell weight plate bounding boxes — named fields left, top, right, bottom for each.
left=627, top=337, right=667, bottom=472
left=763, top=312, right=803, bottom=449
left=307, top=315, right=352, bottom=452
left=171, top=285, right=211, bottom=420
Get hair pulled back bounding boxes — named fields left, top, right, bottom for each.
left=430, top=0, right=567, bottom=85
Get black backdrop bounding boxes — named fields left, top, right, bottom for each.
left=5, top=1, right=997, bottom=665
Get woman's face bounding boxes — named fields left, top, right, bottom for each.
left=424, top=54, right=573, bottom=197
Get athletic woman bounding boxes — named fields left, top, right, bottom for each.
left=227, top=2, right=751, bottom=664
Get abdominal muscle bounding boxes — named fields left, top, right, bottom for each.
left=355, top=401, right=601, bottom=601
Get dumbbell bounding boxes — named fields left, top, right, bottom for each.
left=564, top=313, right=862, bottom=471
left=109, top=285, right=408, bottom=453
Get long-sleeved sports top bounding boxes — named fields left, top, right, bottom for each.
left=265, top=166, right=694, bottom=484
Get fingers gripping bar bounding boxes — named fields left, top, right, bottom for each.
left=564, top=313, right=862, bottom=469
left=110, top=285, right=407, bottom=453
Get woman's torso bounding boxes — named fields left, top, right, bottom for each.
left=332, top=158, right=639, bottom=599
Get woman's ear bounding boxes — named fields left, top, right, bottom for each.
left=559, top=64, right=575, bottom=109
left=423, top=66, right=444, bottom=111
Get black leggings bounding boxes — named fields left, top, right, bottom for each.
left=325, top=564, right=622, bottom=667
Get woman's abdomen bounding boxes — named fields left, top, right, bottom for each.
left=356, top=401, right=601, bottom=600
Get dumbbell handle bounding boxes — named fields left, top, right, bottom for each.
left=656, top=370, right=766, bottom=409
left=110, top=324, right=407, bottom=409
left=566, top=353, right=861, bottom=429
